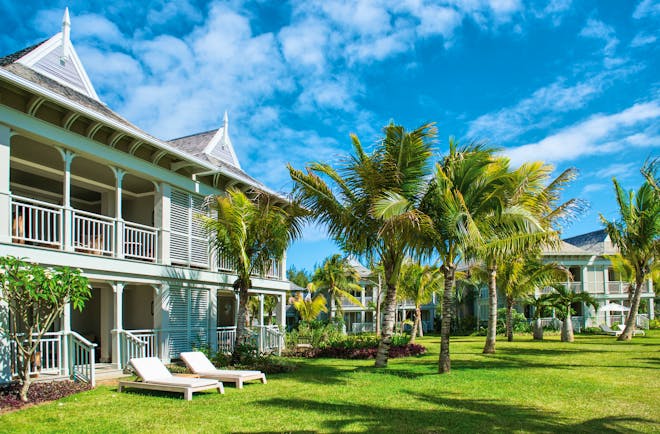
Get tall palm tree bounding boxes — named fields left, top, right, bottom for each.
left=600, top=171, right=659, bottom=340
left=421, top=141, right=505, bottom=373
left=289, top=123, right=435, bottom=368
left=309, top=254, right=363, bottom=319
left=291, top=292, right=328, bottom=322
left=547, top=284, right=598, bottom=342
left=264, top=295, right=279, bottom=325
left=203, top=188, right=304, bottom=362
left=481, top=163, right=580, bottom=354
left=496, top=257, right=568, bottom=341
left=524, top=292, right=555, bottom=340
left=396, top=260, right=443, bottom=343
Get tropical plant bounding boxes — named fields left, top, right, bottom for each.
left=290, top=292, right=328, bottom=322
left=203, top=188, right=304, bottom=363
left=524, top=292, right=555, bottom=340
left=0, top=256, right=90, bottom=402
left=309, top=255, right=363, bottom=318
left=547, top=284, right=598, bottom=342
left=496, top=257, right=568, bottom=342
left=247, top=296, right=260, bottom=326
left=289, top=123, right=436, bottom=368
left=420, top=141, right=505, bottom=373
left=600, top=166, right=659, bottom=341
left=396, top=260, right=443, bottom=343
left=263, top=295, right=279, bottom=325
left=287, top=266, right=312, bottom=289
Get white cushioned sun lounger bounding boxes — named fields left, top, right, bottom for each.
left=180, top=351, right=267, bottom=389
left=119, top=357, right=224, bottom=400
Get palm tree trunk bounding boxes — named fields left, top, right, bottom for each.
left=561, top=308, right=574, bottom=342
left=506, top=298, right=514, bottom=342
left=233, top=282, right=250, bottom=364
left=375, top=279, right=398, bottom=368
left=417, top=306, right=424, bottom=338
left=618, top=278, right=644, bottom=341
left=410, top=307, right=421, bottom=344
left=533, top=317, right=544, bottom=340
left=330, top=296, right=335, bottom=319
left=375, top=275, right=382, bottom=335
left=439, top=264, right=455, bottom=374
left=483, top=266, right=497, bottom=354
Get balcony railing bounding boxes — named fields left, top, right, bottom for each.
left=10, top=194, right=158, bottom=263
left=217, top=254, right=283, bottom=280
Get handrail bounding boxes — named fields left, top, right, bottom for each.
left=68, top=331, right=96, bottom=387
left=73, top=209, right=116, bottom=222
left=11, top=194, right=64, bottom=210
left=69, top=330, right=97, bottom=348
left=124, top=220, right=157, bottom=231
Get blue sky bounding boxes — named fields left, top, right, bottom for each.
left=2, top=0, right=659, bottom=272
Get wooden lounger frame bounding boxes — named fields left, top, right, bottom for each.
left=118, top=380, right=224, bottom=401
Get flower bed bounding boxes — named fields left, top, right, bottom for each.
left=316, top=343, right=427, bottom=359
left=0, top=381, right=91, bottom=412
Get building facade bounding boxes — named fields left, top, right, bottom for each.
left=0, top=11, right=289, bottom=384
left=474, top=230, right=656, bottom=331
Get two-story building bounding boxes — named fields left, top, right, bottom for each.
left=0, top=11, right=289, bottom=385
left=474, top=229, right=656, bottom=331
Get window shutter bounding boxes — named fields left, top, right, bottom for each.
left=167, top=285, right=210, bottom=358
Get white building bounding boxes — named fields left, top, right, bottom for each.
left=474, top=229, right=656, bottom=331
left=0, top=10, right=289, bottom=385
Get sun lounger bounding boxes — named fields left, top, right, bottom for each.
left=180, top=351, right=267, bottom=389
left=599, top=324, right=622, bottom=336
left=119, top=357, right=224, bottom=400
left=616, top=324, right=645, bottom=336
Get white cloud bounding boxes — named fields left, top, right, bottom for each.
left=505, top=100, right=660, bottom=166
left=633, top=0, right=660, bottom=19
left=630, top=32, right=657, bottom=47
left=581, top=183, right=607, bottom=194
left=594, top=163, right=637, bottom=179
left=579, top=18, right=619, bottom=56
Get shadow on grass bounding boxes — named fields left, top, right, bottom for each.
left=247, top=392, right=654, bottom=433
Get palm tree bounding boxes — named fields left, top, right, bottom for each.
left=247, top=296, right=260, bottom=326
left=397, top=260, right=443, bottom=343
left=480, top=163, right=580, bottom=354
left=264, top=295, right=279, bottom=325
left=524, top=292, right=555, bottom=340
left=289, top=123, right=435, bottom=368
left=421, top=141, right=505, bottom=374
left=291, top=292, right=328, bottom=322
left=309, top=255, right=363, bottom=319
left=496, top=257, right=568, bottom=341
left=600, top=171, right=659, bottom=341
left=203, top=188, right=304, bottom=362
left=547, top=285, right=598, bottom=342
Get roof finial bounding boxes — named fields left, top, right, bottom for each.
left=222, top=111, right=229, bottom=145
left=61, top=8, right=71, bottom=61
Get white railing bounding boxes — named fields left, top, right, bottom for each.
left=351, top=322, right=375, bottom=333
left=265, top=259, right=281, bottom=279
left=10, top=332, right=63, bottom=377
left=73, top=210, right=114, bottom=255
left=125, top=329, right=158, bottom=357
left=11, top=196, right=63, bottom=247
left=216, top=326, right=237, bottom=354
left=218, top=254, right=236, bottom=272
left=255, top=325, right=284, bottom=355
left=69, top=331, right=96, bottom=387
left=117, top=330, right=147, bottom=367
left=124, top=222, right=157, bottom=261
left=607, top=282, right=628, bottom=294
left=218, top=255, right=284, bottom=280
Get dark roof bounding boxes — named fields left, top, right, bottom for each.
left=168, top=130, right=216, bottom=156
left=0, top=40, right=47, bottom=66
left=564, top=229, right=607, bottom=249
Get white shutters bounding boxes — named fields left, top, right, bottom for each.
left=167, top=285, right=210, bottom=358
left=169, top=188, right=209, bottom=267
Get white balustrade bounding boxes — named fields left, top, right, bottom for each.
left=69, top=331, right=96, bottom=387
left=124, top=223, right=157, bottom=261
left=216, top=326, right=237, bottom=354
left=73, top=210, right=114, bottom=255
left=125, top=329, right=158, bottom=357
left=10, top=196, right=63, bottom=247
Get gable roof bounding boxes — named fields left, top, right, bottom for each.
left=563, top=229, right=618, bottom=255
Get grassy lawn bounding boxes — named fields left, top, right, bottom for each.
left=1, top=332, right=659, bottom=433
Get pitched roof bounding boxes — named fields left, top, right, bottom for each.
left=563, top=229, right=617, bottom=255
left=541, top=240, right=591, bottom=255
left=0, top=40, right=48, bottom=66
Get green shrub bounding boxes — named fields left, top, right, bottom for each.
left=649, top=319, right=660, bottom=330
left=580, top=327, right=602, bottom=335
left=496, top=308, right=530, bottom=334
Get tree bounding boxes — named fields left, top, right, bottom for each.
left=496, top=257, right=568, bottom=341
left=203, top=188, right=304, bottom=362
left=547, top=284, right=598, bottom=342
left=0, top=256, right=90, bottom=402
left=396, top=260, right=443, bottom=343
left=264, top=295, right=278, bottom=325
left=309, top=255, right=363, bottom=319
left=289, top=123, right=435, bottom=368
left=247, top=296, right=260, bottom=326
left=524, top=292, right=555, bottom=340
left=421, top=141, right=504, bottom=373
left=290, top=292, right=328, bottom=322
left=600, top=168, right=659, bottom=341
left=287, top=266, right=311, bottom=289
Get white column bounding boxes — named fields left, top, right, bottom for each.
left=208, top=287, right=218, bottom=351
left=603, top=267, right=610, bottom=325
left=259, top=293, right=265, bottom=326
left=0, top=126, right=11, bottom=244
left=58, top=149, right=76, bottom=251
left=234, top=293, right=240, bottom=326
left=0, top=287, right=10, bottom=383
left=275, top=293, right=286, bottom=327
left=153, top=283, right=170, bottom=363
left=280, top=251, right=287, bottom=280
left=111, top=282, right=124, bottom=368
left=649, top=298, right=655, bottom=320
left=582, top=266, right=588, bottom=293
left=155, top=183, right=171, bottom=265
left=62, top=302, right=71, bottom=376
left=112, top=168, right=125, bottom=259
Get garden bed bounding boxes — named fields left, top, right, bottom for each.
left=0, top=380, right=91, bottom=413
